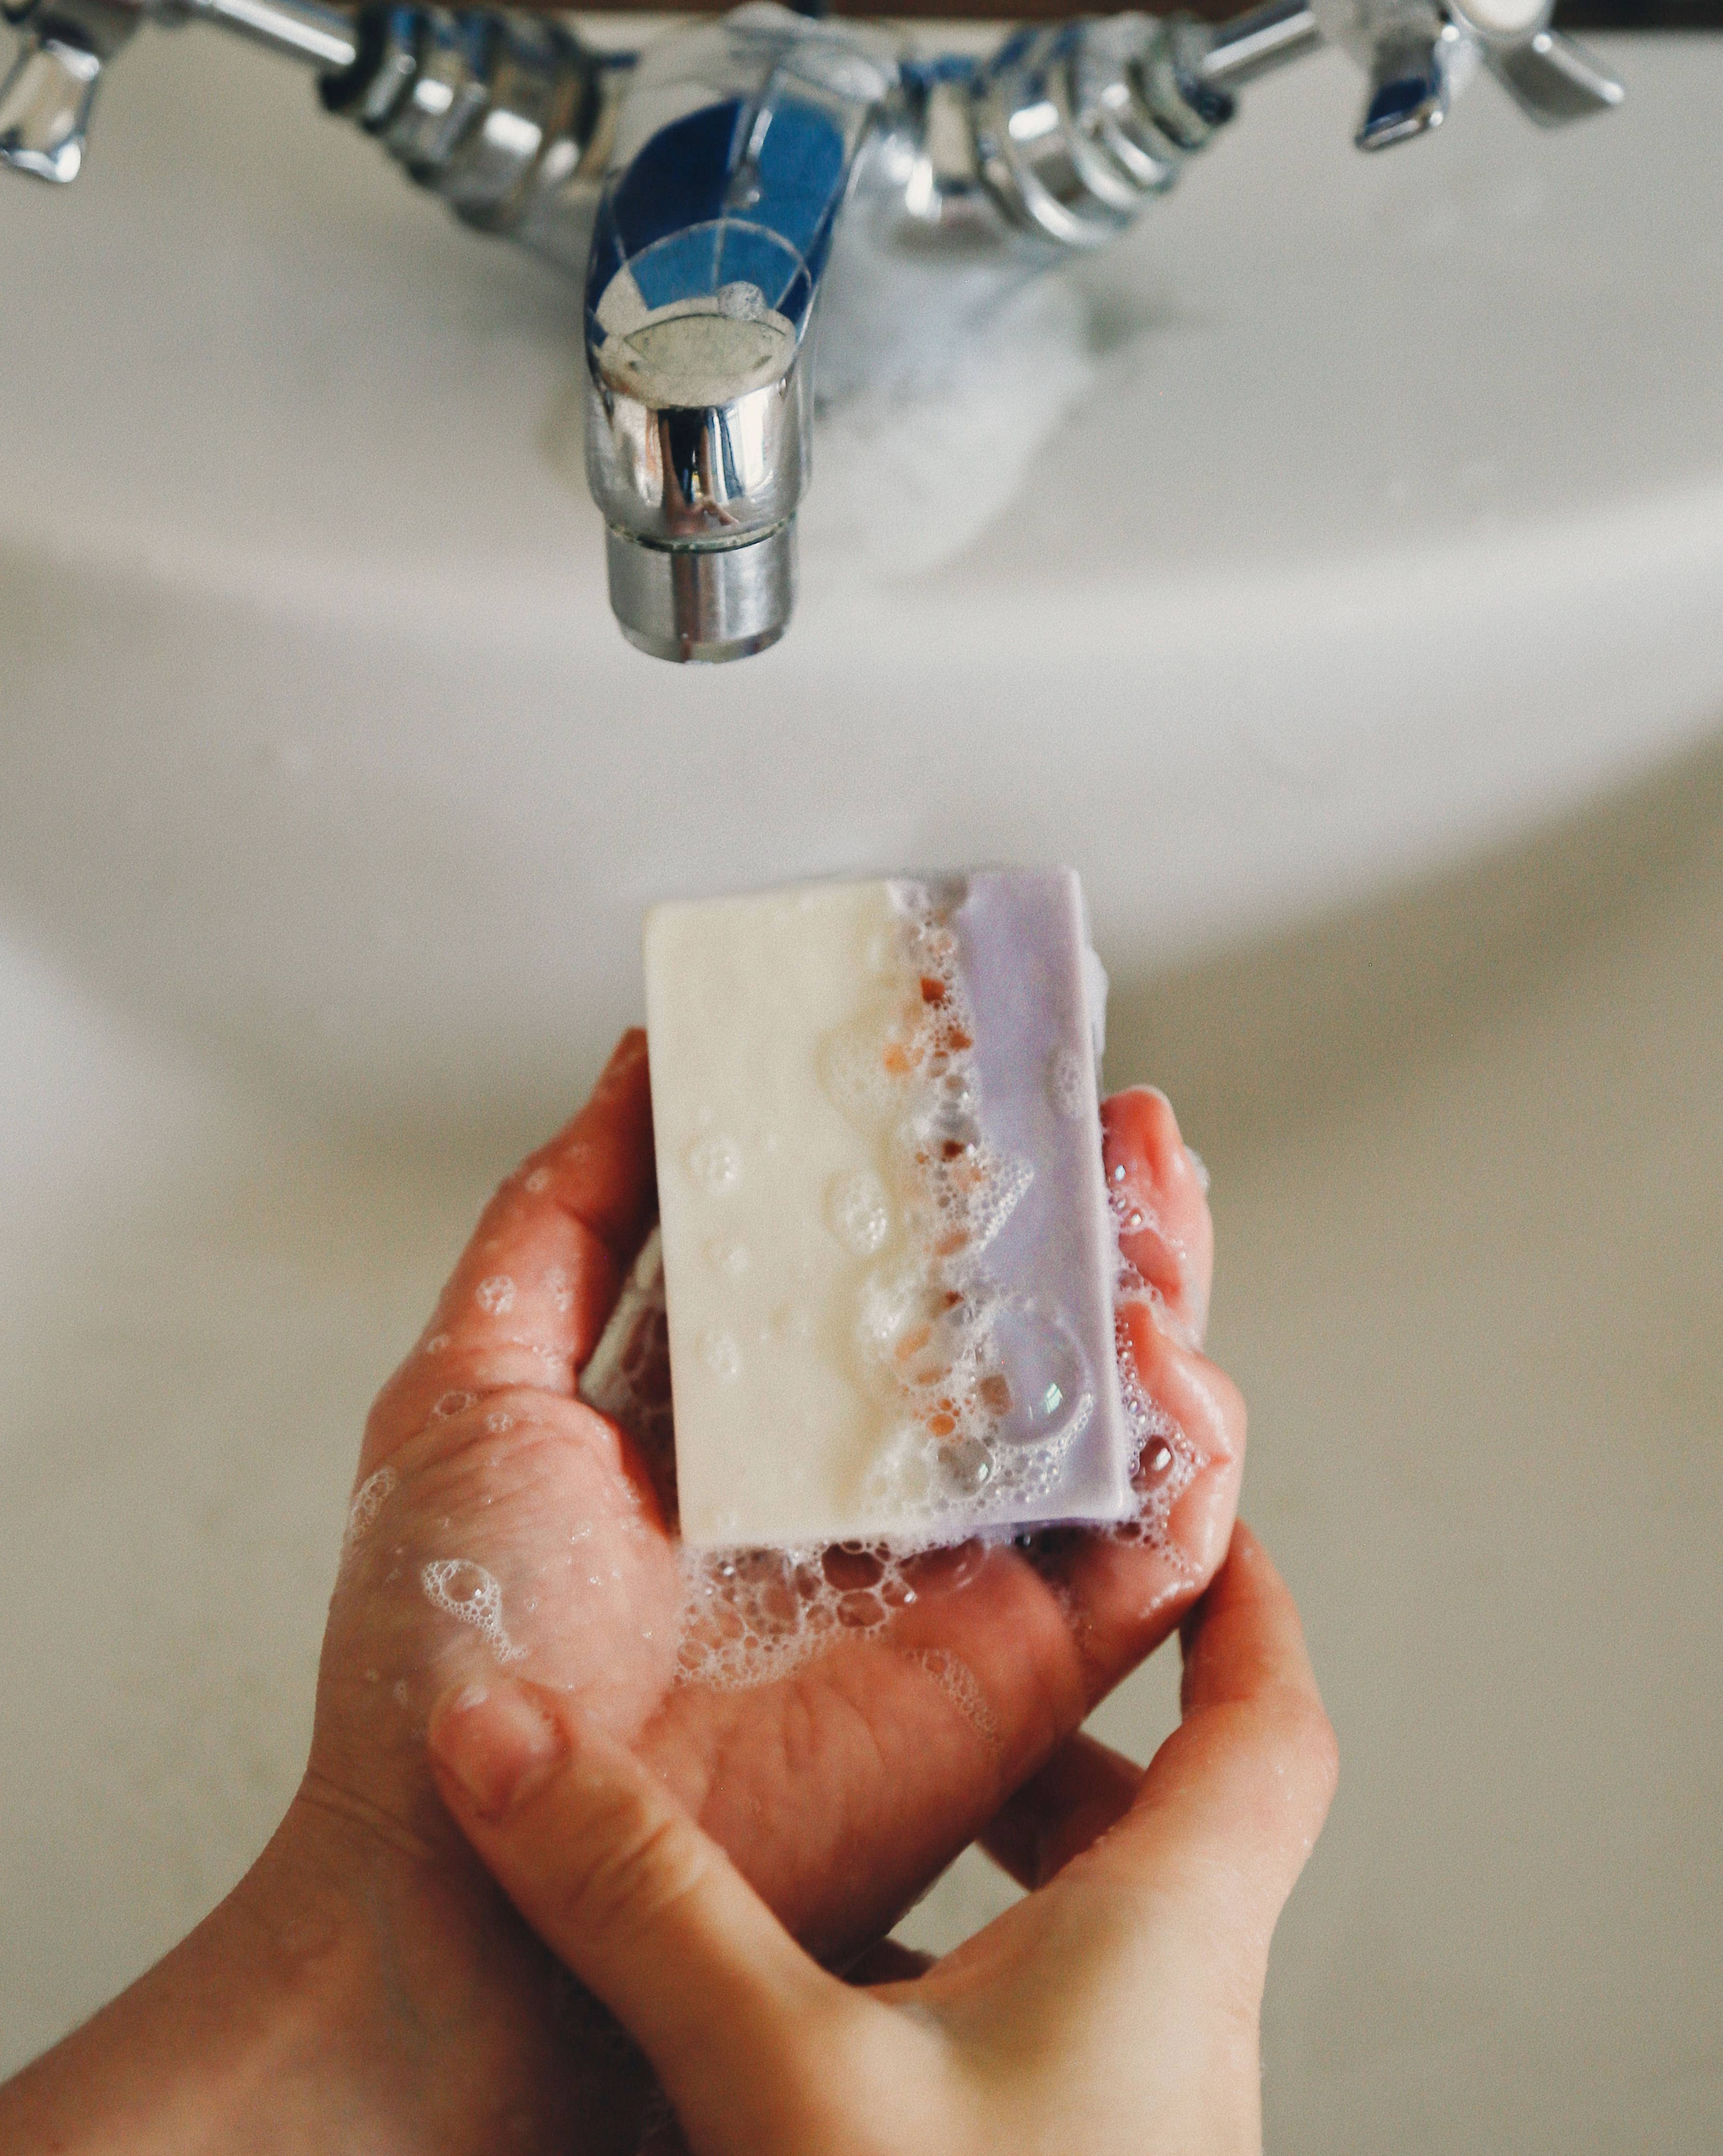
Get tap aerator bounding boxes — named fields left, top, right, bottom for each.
left=0, top=0, right=1629, bottom=660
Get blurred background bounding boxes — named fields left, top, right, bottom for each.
left=1, top=6, right=1719, bottom=2147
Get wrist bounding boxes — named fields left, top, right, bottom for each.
left=0, top=1780, right=656, bottom=2156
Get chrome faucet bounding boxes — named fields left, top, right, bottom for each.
left=1, top=0, right=1624, bottom=659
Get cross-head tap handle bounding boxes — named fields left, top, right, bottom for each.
left=1304, top=0, right=1621, bottom=150
left=0, top=0, right=143, bottom=180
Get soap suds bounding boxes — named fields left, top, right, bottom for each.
left=565, top=1012, right=1210, bottom=1700
left=821, top=880, right=1094, bottom=1532
left=420, top=1558, right=527, bottom=1665
left=1048, top=1045, right=1089, bottom=1121
left=342, top=1465, right=398, bottom=1555
left=907, top=1646, right=1001, bottom=1757
left=699, top=1329, right=741, bottom=1381
left=686, top=1133, right=743, bottom=1196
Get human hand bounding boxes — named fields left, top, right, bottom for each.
left=301, top=1031, right=1243, bottom=2141
left=427, top=1524, right=1336, bottom=2156
left=0, top=1031, right=1244, bottom=2156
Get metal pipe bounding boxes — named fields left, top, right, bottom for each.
left=172, top=0, right=357, bottom=73
left=1199, top=0, right=1322, bottom=88
left=175, top=0, right=358, bottom=70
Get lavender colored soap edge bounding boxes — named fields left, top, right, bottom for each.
left=950, top=867, right=1134, bottom=1526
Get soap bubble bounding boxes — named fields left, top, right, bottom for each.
left=986, top=1301, right=1093, bottom=1455
left=686, top=1133, right=742, bottom=1195
left=1047, top=1045, right=1089, bottom=1120
left=826, top=1169, right=891, bottom=1255
left=342, top=1466, right=397, bottom=1555
left=420, top=1558, right=526, bottom=1665
left=699, top=1329, right=741, bottom=1381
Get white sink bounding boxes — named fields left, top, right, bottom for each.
left=2, top=9, right=1722, bottom=2100
left=3, top=23, right=1723, bottom=1136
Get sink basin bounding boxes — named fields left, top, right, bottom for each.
left=3, top=10, right=1723, bottom=2095
left=2, top=21, right=1722, bottom=1137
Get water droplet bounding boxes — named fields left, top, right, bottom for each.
left=1047, top=1045, right=1088, bottom=1120
left=686, top=1133, right=742, bottom=1195
left=825, top=1169, right=890, bottom=1256
left=941, top=1438, right=995, bottom=1495
left=699, top=1329, right=740, bottom=1380
left=705, top=1237, right=750, bottom=1279
left=986, top=1302, right=1093, bottom=1454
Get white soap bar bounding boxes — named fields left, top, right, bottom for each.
left=644, top=870, right=1131, bottom=1549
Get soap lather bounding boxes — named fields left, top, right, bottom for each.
left=583, top=868, right=1131, bottom=1551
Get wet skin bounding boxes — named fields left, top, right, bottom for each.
left=0, top=1033, right=1244, bottom=2155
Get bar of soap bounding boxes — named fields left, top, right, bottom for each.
left=644, top=870, right=1131, bottom=1550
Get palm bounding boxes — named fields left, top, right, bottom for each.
left=306, top=1032, right=1240, bottom=2004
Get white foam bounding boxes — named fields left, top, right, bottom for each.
left=699, top=1328, right=741, bottom=1381
left=815, top=881, right=1103, bottom=1533
left=420, top=1558, right=527, bottom=1665
left=564, top=998, right=1216, bottom=1697
left=342, top=1465, right=397, bottom=1554
left=908, top=1647, right=1001, bottom=1757
left=1048, top=1045, right=1088, bottom=1121
left=826, top=1168, right=891, bottom=1256
left=686, top=1133, right=742, bottom=1196
left=475, top=1275, right=516, bottom=1315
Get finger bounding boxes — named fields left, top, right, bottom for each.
left=653, top=1318, right=1246, bottom=1969
left=1075, top=1525, right=1337, bottom=1963
left=365, top=1033, right=655, bottom=1462
left=979, top=1731, right=1141, bottom=1891
left=428, top=1677, right=851, bottom=2134
left=1030, top=1300, right=1246, bottom=1705
left=1102, top=1086, right=1213, bottom=1347
left=844, top=1939, right=937, bottom=1985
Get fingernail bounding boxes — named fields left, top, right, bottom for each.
left=429, top=1679, right=566, bottom=1819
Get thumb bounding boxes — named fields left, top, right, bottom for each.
left=1075, top=1524, right=1338, bottom=1972
left=427, top=1680, right=845, bottom=2133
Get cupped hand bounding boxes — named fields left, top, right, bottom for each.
left=429, top=1525, right=1337, bottom=2156
left=296, top=1032, right=1245, bottom=2141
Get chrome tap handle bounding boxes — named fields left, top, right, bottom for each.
left=1313, top=0, right=1621, bottom=147
left=319, top=3, right=610, bottom=269
left=0, top=0, right=140, bottom=180
left=1466, top=7, right=1621, bottom=123
left=1355, top=7, right=1455, bottom=147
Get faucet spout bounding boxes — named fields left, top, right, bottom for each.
left=0, top=0, right=1628, bottom=662
left=582, top=5, right=894, bottom=661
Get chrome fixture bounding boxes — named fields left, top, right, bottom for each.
left=2, top=0, right=1624, bottom=659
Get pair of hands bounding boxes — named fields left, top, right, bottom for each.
left=0, top=1032, right=1334, bottom=2156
